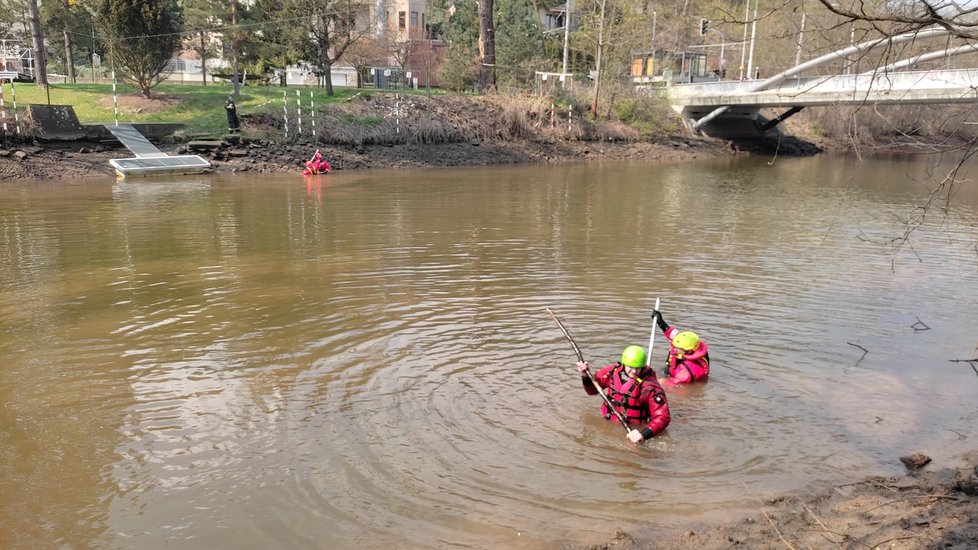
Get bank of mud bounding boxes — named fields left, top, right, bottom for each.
left=565, top=451, right=978, bottom=550
left=0, top=135, right=754, bottom=181
left=1, top=92, right=830, bottom=181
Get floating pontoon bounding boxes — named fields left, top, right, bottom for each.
left=106, top=124, right=211, bottom=178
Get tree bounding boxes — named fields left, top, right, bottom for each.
left=478, top=0, right=496, bottom=91
left=430, top=0, right=480, bottom=91
left=490, top=0, right=543, bottom=90
left=25, top=0, right=48, bottom=86
left=96, top=0, right=183, bottom=98
left=277, top=0, right=376, bottom=96
left=179, top=0, right=223, bottom=86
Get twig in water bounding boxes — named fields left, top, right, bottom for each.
left=948, top=360, right=978, bottom=377
left=761, top=510, right=796, bottom=550
left=910, top=317, right=930, bottom=331
left=847, top=342, right=869, bottom=366
left=862, top=494, right=961, bottom=513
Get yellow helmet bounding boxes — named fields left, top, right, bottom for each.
left=673, top=331, right=700, bottom=352
left=620, top=345, right=647, bottom=368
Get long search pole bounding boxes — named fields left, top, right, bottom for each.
left=546, top=308, right=630, bottom=432
left=646, top=298, right=660, bottom=367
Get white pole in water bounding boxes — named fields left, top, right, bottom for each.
left=646, top=297, right=661, bottom=367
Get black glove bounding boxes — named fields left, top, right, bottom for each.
left=653, top=310, right=668, bottom=332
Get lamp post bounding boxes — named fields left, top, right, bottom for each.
left=708, top=28, right=725, bottom=79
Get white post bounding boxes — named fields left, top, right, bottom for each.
left=296, top=89, right=302, bottom=136
left=9, top=78, right=20, bottom=135
left=309, top=90, right=316, bottom=140
left=746, top=0, right=759, bottom=79
left=739, top=0, right=750, bottom=80
left=112, top=70, right=119, bottom=126
left=283, top=90, right=289, bottom=139
left=0, top=79, right=7, bottom=139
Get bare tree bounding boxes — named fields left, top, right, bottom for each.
left=478, top=0, right=496, bottom=91
left=25, top=0, right=48, bottom=87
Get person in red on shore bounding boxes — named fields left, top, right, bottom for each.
left=576, top=345, right=670, bottom=443
left=653, top=309, right=710, bottom=384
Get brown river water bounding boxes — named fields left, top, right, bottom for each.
left=2, top=155, right=977, bottom=549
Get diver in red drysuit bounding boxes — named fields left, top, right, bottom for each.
left=653, top=309, right=710, bottom=385
left=577, top=345, right=670, bottom=444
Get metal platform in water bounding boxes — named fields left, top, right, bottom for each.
left=106, top=123, right=211, bottom=177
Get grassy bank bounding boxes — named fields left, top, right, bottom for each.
left=7, top=82, right=444, bottom=139
left=4, top=82, right=678, bottom=147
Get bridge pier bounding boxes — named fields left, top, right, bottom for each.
left=680, top=106, right=782, bottom=140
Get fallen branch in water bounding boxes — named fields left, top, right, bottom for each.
left=910, top=317, right=930, bottom=331
left=847, top=342, right=869, bottom=366
left=948, top=359, right=978, bottom=376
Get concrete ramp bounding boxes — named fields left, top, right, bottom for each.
left=104, top=123, right=169, bottom=158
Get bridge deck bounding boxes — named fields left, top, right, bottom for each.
left=668, top=69, right=978, bottom=111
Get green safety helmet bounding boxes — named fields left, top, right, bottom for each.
left=673, top=331, right=700, bottom=352
left=620, top=345, right=647, bottom=368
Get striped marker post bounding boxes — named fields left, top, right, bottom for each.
left=309, top=90, right=316, bottom=140
left=283, top=91, right=289, bottom=139
left=9, top=79, right=20, bottom=135
left=0, top=79, right=8, bottom=141
left=112, top=71, right=119, bottom=126
left=295, top=89, right=302, bottom=136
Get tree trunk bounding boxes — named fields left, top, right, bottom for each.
left=590, top=0, right=606, bottom=115
left=478, top=0, right=496, bottom=92
left=27, top=0, right=48, bottom=87
left=63, top=29, right=76, bottom=83
left=323, top=60, right=334, bottom=96
left=62, top=0, right=75, bottom=83
left=231, top=0, right=241, bottom=98
left=199, top=33, right=208, bottom=86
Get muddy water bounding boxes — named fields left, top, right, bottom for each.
left=1, top=155, right=977, bottom=549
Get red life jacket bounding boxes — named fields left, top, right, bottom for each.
left=666, top=339, right=710, bottom=383
left=599, top=364, right=664, bottom=423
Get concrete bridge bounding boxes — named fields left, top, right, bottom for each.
left=665, top=26, right=978, bottom=139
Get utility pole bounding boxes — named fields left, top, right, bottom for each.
left=746, top=0, right=758, bottom=79
left=739, top=0, right=750, bottom=80
left=562, top=0, right=573, bottom=74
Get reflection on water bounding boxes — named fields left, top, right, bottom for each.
left=1, top=156, right=977, bottom=549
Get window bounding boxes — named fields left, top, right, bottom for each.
left=399, top=11, right=406, bottom=29
left=410, top=11, right=418, bottom=29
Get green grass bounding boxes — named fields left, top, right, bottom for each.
left=6, top=82, right=442, bottom=138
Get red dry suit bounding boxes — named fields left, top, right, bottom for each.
left=582, top=364, right=670, bottom=440
left=662, top=326, right=710, bottom=385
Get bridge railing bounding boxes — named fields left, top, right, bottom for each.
left=667, top=68, right=978, bottom=101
